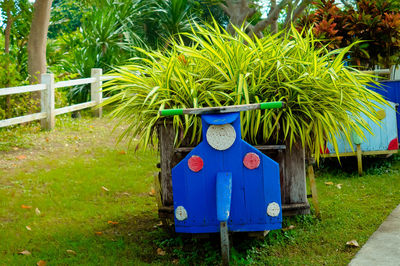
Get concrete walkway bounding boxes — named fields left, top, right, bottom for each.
left=349, top=205, right=400, bottom=266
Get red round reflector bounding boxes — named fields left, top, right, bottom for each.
left=388, top=138, right=399, bottom=150
left=188, top=155, right=204, bottom=172
left=243, top=152, right=260, bottom=170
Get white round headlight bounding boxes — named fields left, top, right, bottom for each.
left=175, top=206, right=188, bottom=221
left=267, top=202, right=280, bottom=217
left=206, top=124, right=236, bottom=151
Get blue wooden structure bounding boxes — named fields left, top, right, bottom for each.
left=160, top=102, right=283, bottom=264
left=326, top=100, right=398, bottom=154
left=323, top=100, right=398, bottom=174
left=369, top=81, right=400, bottom=138
left=172, top=112, right=282, bottom=233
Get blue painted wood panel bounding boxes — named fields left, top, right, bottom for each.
left=172, top=113, right=282, bottom=233
left=327, top=101, right=398, bottom=154
left=369, top=81, right=400, bottom=138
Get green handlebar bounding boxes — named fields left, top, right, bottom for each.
left=260, top=101, right=284, bottom=110
left=159, top=101, right=284, bottom=116
left=160, top=109, right=183, bottom=116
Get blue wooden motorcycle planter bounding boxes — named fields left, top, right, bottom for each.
left=160, top=102, right=284, bottom=264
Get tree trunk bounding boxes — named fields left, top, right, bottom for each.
left=220, top=0, right=311, bottom=37
left=27, top=0, right=53, bottom=84
left=283, top=0, right=312, bottom=30
left=4, top=9, right=13, bottom=54
left=268, top=0, right=279, bottom=34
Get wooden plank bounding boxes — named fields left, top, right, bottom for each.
left=254, top=145, right=286, bottom=151
left=91, top=68, right=102, bottom=118
left=100, top=75, right=120, bottom=81
left=283, top=140, right=310, bottom=215
left=160, top=102, right=284, bottom=116
left=54, top=78, right=96, bottom=89
left=0, top=84, right=46, bottom=96
left=362, top=69, right=390, bottom=75
left=321, top=149, right=398, bottom=158
left=175, top=145, right=286, bottom=153
left=363, top=150, right=398, bottom=156
left=307, top=164, right=320, bottom=218
left=41, top=74, right=55, bottom=131
left=0, top=112, right=46, bottom=128
left=321, top=152, right=356, bottom=157
left=157, top=120, right=175, bottom=206
left=282, top=203, right=310, bottom=212
left=356, top=144, right=363, bottom=175
left=220, top=221, right=230, bottom=266
left=54, top=101, right=96, bottom=116
left=390, top=65, right=400, bottom=80
left=157, top=202, right=312, bottom=218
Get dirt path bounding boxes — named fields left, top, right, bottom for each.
left=0, top=117, right=128, bottom=172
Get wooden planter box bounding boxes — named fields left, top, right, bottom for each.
left=156, top=120, right=310, bottom=220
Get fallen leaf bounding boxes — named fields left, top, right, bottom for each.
left=45, top=138, right=49, bottom=142
left=16, top=155, right=27, bottom=160
left=157, top=248, right=166, bottom=256
left=336, top=184, right=342, bottom=189
left=66, top=249, right=77, bottom=255
left=119, top=150, right=126, bottom=155
left=21, top=205, right=32, bottom=209
left=172, top=259, right=179, bottom=264
left=35, top=208, right=41, bottom=216
left=89, top=125, right=94, bottom=128
left=148, top=187, right=156, bottom=196
left=325, top=181, right=334, bottom=186
left=101, top=186, right=109, bottom=192
left=37, top=260, right=46, bottom=266
left=120, top=192, right=130, bottom=196
left=18, top=250, right=31, bottom=255
left=13, top=147, right=19, bottom=151
left=26, top=226, right=31, bottom=231
left=346, top=240, right=359, bottom=247
left=95, top=231, right=103, bottom=235
left=282, top=225, right=295, bottom=231
left=107, top=221, right=119, bottom=225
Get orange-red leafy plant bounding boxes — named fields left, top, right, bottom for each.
left=298, top=0, right=400, bottom=68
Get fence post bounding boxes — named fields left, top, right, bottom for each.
left=41, top=73, right=55, bottom=131
left=91, top=68, right=102, bottom=118
left=390, top=65, right=400, bottom=81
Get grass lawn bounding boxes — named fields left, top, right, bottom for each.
left=1, top=115, right=400, bottom=265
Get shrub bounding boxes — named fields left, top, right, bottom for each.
left=298, top=0, right=400, bottom=68
left=0, top=53, right=32, bottom=120
left=103, top=22, right=387, bottom=160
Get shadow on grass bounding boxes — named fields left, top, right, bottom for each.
left=75, top=210, right=315, bottom=265
left=318, top=153, right=400, bottom=177
left=39, top=211, right=163, bottom=264
left=111, top=214, right=318, bottom=265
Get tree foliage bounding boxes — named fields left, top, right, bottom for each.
left=298, top=0, right=400, bottom=68
left=0, top=0, right=32, bottom=76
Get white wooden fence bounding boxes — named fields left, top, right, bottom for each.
left=0, top=68, right=115, bottom=130
left=0, top=67, right=397, bottom=131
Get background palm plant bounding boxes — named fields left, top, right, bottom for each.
left=58, top=0, right=148, bottom=104
left=103, top=22, right=387, bottom=160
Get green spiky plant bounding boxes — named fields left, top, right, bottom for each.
left=103, top=22, right=387, bottom=161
